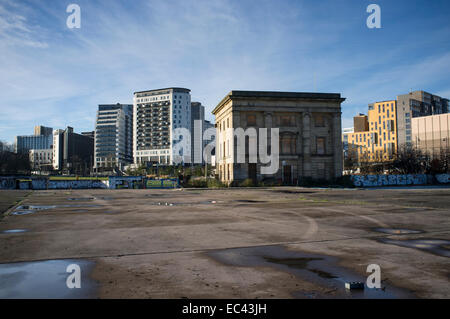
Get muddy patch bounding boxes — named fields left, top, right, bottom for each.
left=0, top=259, right=97, bottom=298
left=96, top=197, right=114, bottom=201
left=207, top=245, right=411, bottom=299
left=273, top=190, right=316, bottom=194
left=234, top=200, right=267, bottom=203
left=378, top=238, right=450, bottom=258
left=373, top=228, right=423, bottom=235
left=145, top=194, right=172, bottom=198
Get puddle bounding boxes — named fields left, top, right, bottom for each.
left=0, top=259, right=97, bottom=299
left=207, top=245, right=411, bottom=299
left=373, top=228, right=423, bottom=235
left=67, top=198, right=94, bottom=201
left=11, top=211, right=35, bottom=216
left=16, top=205, right=56, bottom=210
left=378, top=238, right=450, bottom=258
left=154, top=202, right=177, bottom=206
left=11, top=204, right=102, bottom=216
left=1, top=229, right=28, bottom=234
left=12, top=205, right=56, bottom=215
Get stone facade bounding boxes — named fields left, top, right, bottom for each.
left=212, top=91, right=345, bottom=184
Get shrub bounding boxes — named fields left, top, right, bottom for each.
left=206, top=178, right=225, bottom=188
left=239, top=178, right=255, bottom=187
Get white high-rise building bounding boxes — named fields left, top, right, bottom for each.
left=133, top=88, right=191, bottom=166
left=94, top=103, right=133, bottom=170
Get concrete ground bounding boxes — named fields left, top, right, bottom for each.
left=0, top=187, right=449, bottom=298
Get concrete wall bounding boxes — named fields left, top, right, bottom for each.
left=352, top=174, right=450, bottom=187
left=47, top=180, right=108, bottom=189
left=436, top=174, right=450, bottom=184
left=108, top=176, right=143, bottom=189
left=0, top=177, right=108, bottom=190
left=0, top=177, right=16, bottom=189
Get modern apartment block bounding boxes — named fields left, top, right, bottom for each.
left=347, top=100, right=397, bottom=162
left=397, top=90, right=449, bottom=148
left=412, top=113, right=450, bottom=157
left=52, top=127, right=94, bottom=173
left=94, top=104, right=133, bottom=170
left=213, top=91, right=345, bottom=184
left=15, top=134, right=53, bottom=154
left=133, top=88, right=191, bottom=166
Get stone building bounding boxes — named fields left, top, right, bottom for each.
left=212, top=91, right=345, bottom=184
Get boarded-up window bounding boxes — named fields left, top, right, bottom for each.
left=315, top=115, right=325, bottom=127
left=280, top=115, right=295, bottom=127
left=316, top=137, right=325, bottom=155
left=280, top=135, right=296, bottom=155
left=247, top=114, right=256, bottom=126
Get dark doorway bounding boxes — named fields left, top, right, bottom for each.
left=248, top=163, right=257, bottom=185
left=283, top=165, right=292, bottom=185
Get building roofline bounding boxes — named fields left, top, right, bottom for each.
left=371, top=100, right=396, bottom=104
left=212, top=90, right=345, bottom=114
left=133, top=87, right=191, bottom=95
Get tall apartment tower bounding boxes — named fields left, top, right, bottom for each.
left=133, top=88, right=191, bottom=166
left=190, top=102, right=205, bottom=164
left=94, top=103, right=133, bottom=170
left=397, top=90, right=449, bottom=148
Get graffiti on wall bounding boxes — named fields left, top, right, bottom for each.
left=352, top=174, right=450, bottom=187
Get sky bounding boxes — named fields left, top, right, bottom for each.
left=0, top=0, right=449, bottom=144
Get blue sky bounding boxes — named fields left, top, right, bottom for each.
left=0, top=0, right=449, bottom=143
